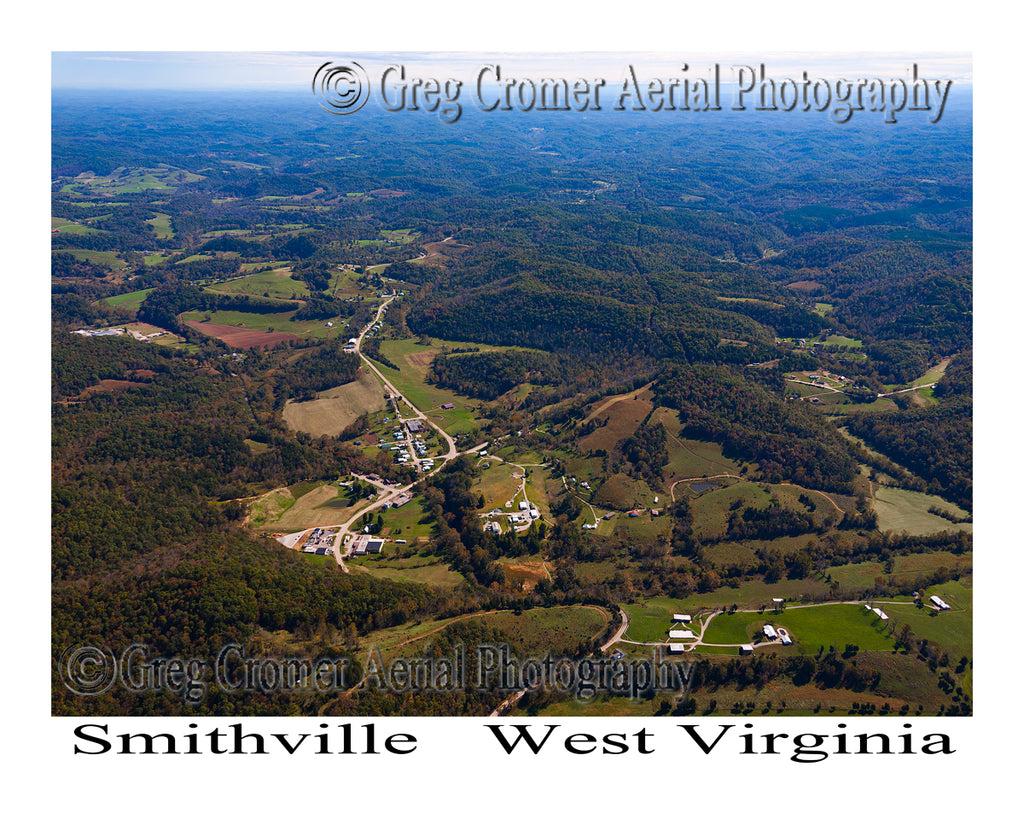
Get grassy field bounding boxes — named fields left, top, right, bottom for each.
left=702, top=604, right=894, bottom=653
left=357, top=605, right=609, bottom=665
left=474, top=462, right=523, bottom=509
left=578, top=389, right=654, bottom=454
left=622, top=583, right=834, bottom=641
left=377, top=338, right=486, bottom=436
left=497, top=556, right=552, bottom=592
left=348, top=554, right=464, bottom=588
left=377, top=496, right=434, bottom=540
left=52, top=217, right=102, bottom=235
left=101, top=288, right=154, bottom=310
left=146, top=213, right=174, bottom=239
left=872, top=486, right=972, bottom=535
left=826, top=552, right=972, bottom=592
left=249, top=481, right=369, bottom=532
left=180, top=308, right=345, bottom=340
left=825, top=397, right=899, bottom=416
left=655, top=409, right=746, bottom=479
left=531, top=649, right=950, bottom=716
left=690, top=481, right=774, bottom=539
left=54, top=248, right=123, bottom=269
left=282, top=370, right=388, bottom=437
left=821, top=334, right=863, bottom=348
left=62, top=165, right=203, bottom=195
left=204, top=268, right=310, bottom=300
left=592, top=473, right=657, bottom=511
left=890, top=579, right=972, bottom=661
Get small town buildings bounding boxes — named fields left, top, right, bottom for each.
left=351, top=536, right=385, bottom=555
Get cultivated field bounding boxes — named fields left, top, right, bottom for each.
left=184, top=320, right=301, bottom=348
left=282, top=370, right=387, bottom=437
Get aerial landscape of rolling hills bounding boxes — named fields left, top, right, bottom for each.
left=51, top=61, right=972, bottom=718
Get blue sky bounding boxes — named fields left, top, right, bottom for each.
left=52, top=51, right=972, bottom=90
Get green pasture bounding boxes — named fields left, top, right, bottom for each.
left=702, top=603, right=894, bottom=653
left=147, top=213, right=174, bottom=239
left=179, top=308, right=345, bottom=340
left=54, top=248, right=123, bottom=269
left=204, top=269, right=310, bottom=300
left=872, top=486, right=972, bottom=535
left=349, top=554, right=464, bottom=588
left=101, top=288, right=154, bottom=310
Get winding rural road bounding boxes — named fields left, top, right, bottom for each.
left=279, top=293, right=489, bottom=571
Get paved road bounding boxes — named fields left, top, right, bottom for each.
left=305, top=295, right=487, bottom=569
left=600, top=609, right=630, bottom=652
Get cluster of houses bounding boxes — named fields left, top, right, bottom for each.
left=380, top=419, right=435, bottom=470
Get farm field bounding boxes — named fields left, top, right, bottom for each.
left=578, top=388, right=654, bottom=454
left=356, top=605, right=609, bottom=666
left=826, top=551, right=972, bottom=591
left=376, top=496, right=434, bottom=541
left=204, top=268, right=310, bottom=300
left=146, top=213, right=174, bottom=238
left=533, top=649, right=949, bottom=716
left=52, top=216, right=103, bottom=235
left=249, top=480, right=367, bottom=532
left=891, top=579, right=972, bottom=661
left=282, top=370, right=388, bottom=437
left=474, top=462, right=524, bottom=509
left=348, top=554, right=464, bottom=588
left=701, top=604, right=894, bottom=652
left=185, top=319, right=301, bottom=348
left=101, top=288, right=154, bottom=310
left=820, top=334, right=863, bottom=348
left=61, top=165, right=204, bottom=195
left=180, top=308, right=345, bottom=343
left=497, top=556, right=552, bottom=592
left=54, top=248, right=123, bottom=269
left=621, top=583, right=834, bottom=642
left=910, top=357, right=951, bottom=388
left=377, top=337, right=489, bottom=435
left=872, top=486, right=972, bottom=535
